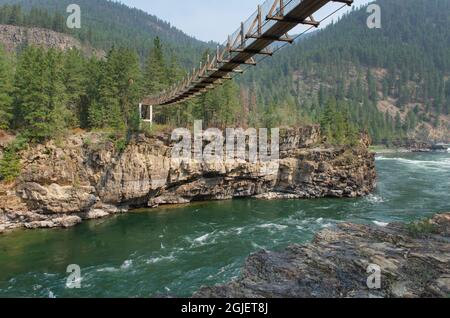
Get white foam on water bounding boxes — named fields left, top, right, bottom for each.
left=251, top=242, right=264, bottom=250
left=316, top=218, right=324, bottom=224
left=315, top=206, right=331, bottom=210
left=214, top=263, right=235, bottom=277
left=147, top=254, right=175, bottom=265
left=194, top=233, right=210, bottom=244
left=120, top=260, right=133, bottom=270
left=43, top=273, right=57, bottom=277
left=215, top=227, right=245, bottom=238
left=376, top=156, right=450, bottom=171
left=97, top=267, right=118, bottom=273
left=365, top=194, right=385, bottom=204
left=235, top=227, right=244, bottom=235
left=322, top=223, right=333, bottom=228
left=48, top=291, right=56, bottom=298
left=257, top=223, right=288, bottom=230
left=373, top=221, right=389, bottom=227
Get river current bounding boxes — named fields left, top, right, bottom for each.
left=0, top=152, right=449, bottom=297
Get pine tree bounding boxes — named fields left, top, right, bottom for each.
left=88, top=55, right=121, bottom=130
left=51, top=12, right=66, bottom=33
left=0, top=45, right=13, bottom=130
left=83, top=57, right=102, bottom=128
left=13, top=47, right=49, bottom=139
left=320, top=98, right=337, bottom=143
left=318, top=84, right=327, bottom=107
left=144, top=37, right=168, bottom=95
left=13, top=47, right=69, bottom=141
left=63, top=49, right=87, bottom=128
left=108, top=48, right=142, bottom=130
left=158, top=51, right=185, bottom=127
left=395, top=112, right=402, bottom=131
left=167, top=53, right=183, bottom=85
left=7, top=5, right=22, bottom=25
left=367, top=69, right=378, bottom=103
left=319, top=97, right=357, bottom=145
left=45, top=49, right=70, bottom=136
left=219, top=80, right=240, bottom=127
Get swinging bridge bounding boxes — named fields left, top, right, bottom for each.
left=139, top=0, right=354, bottom=121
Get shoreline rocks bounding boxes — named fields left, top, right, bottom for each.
left=194, top=213, right=450, bottom=298
left=0, top=127, right=377, bottom=232
left=0, top=24, right=104, bottom=58
left=379, top=138, right=450, bottom=153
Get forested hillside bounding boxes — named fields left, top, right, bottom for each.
left=0, top=34, right=245, bottom=181
left=0, top=0, right=210, bottom=66
left=239, top=0, right=450, bottom=143
left=1, top=0, right=449, bottom=155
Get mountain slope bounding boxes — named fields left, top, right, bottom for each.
left=240, top=0, right=450, bottom=142
left=0, top=24, right=104, bottom=57
left=0, top=0, right=210, bottom=67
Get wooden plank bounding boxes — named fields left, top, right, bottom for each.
left=144, top=0, right=338, bottom=106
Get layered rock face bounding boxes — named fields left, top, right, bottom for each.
left=194, top=213, right=450, bottom=298
left=0, top=126, right=376, bottom=231
left=0, top=24, right=104, bottom=57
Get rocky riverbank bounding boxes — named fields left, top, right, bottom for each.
left=375, top=138, right=450, bottom=154
left=194, top=213, right=450, bottom=298
left=0, top=126, right=376, bottom=232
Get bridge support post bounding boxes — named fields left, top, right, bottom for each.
left=139, top=103, right=153, bottom=126
left=139, top=103, right=142, bottom=130
left=149, top=105, right=153, bottom=125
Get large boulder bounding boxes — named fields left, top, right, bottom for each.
left=194, top=213, right=450, bottom=298
left=17, top=182, right=98, bottom=214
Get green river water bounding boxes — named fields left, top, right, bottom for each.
left=0, top=152, right=449, bottom=297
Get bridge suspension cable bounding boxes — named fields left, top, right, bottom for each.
left=141, top=0, right=354, bottom=108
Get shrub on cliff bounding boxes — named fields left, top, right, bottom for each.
left=320, top=97, right=359, bottom=146
left=0, top=136, right=27, bottom=182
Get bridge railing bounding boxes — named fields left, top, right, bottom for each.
left=145, top=0, right=352, bottom=106
left=147, top=0, right=306, bottom=105
left=220, top=0, right=302, bottom=59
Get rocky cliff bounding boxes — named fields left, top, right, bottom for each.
left=0, top=126, right=376, bottom=232
left=194, top=213, right=450, bottom=298
left=0, top=24, right=104, bottom=57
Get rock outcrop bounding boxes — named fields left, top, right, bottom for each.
left=0, top=126, right=376, bottom=231
left=194, top=213, right=450, bottom=298
left=0, top=24, right=104, bottom=57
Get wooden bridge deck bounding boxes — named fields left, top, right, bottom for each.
left=142, top=0, right=353, bottom=107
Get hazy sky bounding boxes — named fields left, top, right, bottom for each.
left=119, top=0, right=373, bottom=42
